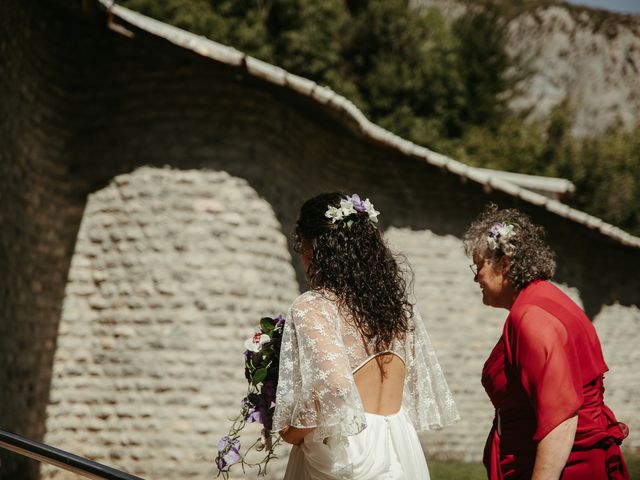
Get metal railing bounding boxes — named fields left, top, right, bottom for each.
left=0, top=428, right=145, bottom=480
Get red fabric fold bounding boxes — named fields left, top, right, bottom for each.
left=484, top=425, right=503, bottom=480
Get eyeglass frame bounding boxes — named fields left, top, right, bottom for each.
left=469, top=258, right=490, bottom=276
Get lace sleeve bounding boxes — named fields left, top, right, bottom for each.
left=272, top=291, right=367, bottom=441
left=403, top=305, right=460, bottom=431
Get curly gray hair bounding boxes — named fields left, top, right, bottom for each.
left=463, top=204, right=556, bottom=290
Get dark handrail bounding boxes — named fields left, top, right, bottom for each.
left=0, top=428, right=145, bottom=480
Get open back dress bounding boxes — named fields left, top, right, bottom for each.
left=272, top=290, right=459, bottom=479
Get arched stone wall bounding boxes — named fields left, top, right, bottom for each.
left=43, top=167, right=298, bottom=479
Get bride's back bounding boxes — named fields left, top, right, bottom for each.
left=353, top=354, right=405, bottom=415
left=339, top=303, right=408, bottom=415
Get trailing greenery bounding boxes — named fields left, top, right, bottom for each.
left=117, top=0, right=640, bottom=235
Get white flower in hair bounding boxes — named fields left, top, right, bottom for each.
left=487, top=222, right=517, bottom=255
left=324, top=194, right=381, bottom=227
left=325, top=205, right=344, bottom=223
left=339, top=198, right=357, bottom=217
left=497, top=224, right=514, bottom=238
left=363, top=199, right=380, bottom=223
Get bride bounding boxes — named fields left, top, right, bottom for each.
left=272, top=192, right=459, bottom=479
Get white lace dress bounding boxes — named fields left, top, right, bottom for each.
left=272, top=290, right=459, bottom=479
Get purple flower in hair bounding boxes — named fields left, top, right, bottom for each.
left=489, top=223, right=502, bottom=236
left=346, top=194, right=366, bottom=213
left=487, top=222, right=516, bottom=255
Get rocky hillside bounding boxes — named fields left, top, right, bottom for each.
left=414, top=0, right=640, bottom=136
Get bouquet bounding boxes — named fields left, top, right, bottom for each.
left=215, top=315, right=285, bottom=478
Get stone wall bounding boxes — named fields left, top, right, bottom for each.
left=0, top=1, right=86, bottom=477
left=1, top=1, right=639, bottom=478
left=43, top=168, right=298, bottom=479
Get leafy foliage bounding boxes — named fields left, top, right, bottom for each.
left=117, top=0, right=640, bottom=235
left=554, top=122, right=640, bottom=235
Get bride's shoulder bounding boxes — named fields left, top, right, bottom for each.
left=291, top=289, right=334, bottom=307
left=288, top=289, right=338, bottom=318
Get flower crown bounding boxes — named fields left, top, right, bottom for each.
left=487, top=222, right=517, bottom=256
left=325, top=194, right=380, bottom=227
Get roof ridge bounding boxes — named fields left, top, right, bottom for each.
left=100, top=1, right=640, bottom=249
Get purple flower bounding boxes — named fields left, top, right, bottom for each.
left=244, top=391, right=275, bottom=429
left=346, top=194, right=366, bottom=212
left=216, top=436, right=241, bottom=470
left=489, top=223, right=502, bottom=236
left=274, top=315, right=285, bottom=330
left=246, top=407, right=263, bottom=424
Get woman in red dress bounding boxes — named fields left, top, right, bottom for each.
left=464, top=205, right=629, bottom=480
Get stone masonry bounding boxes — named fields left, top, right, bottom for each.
left=1, top=1, right=639, bottom=479
left=43, top=168, right=298, bottom=479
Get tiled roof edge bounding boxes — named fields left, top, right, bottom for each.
left=101, top=2, right=640, bottom=249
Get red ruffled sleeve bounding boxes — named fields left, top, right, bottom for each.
left=506, top=304, right=583, bottom=441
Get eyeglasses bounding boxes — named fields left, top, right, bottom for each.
left=469, top=261, right=486, bottom=276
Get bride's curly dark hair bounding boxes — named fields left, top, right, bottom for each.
left=293, top=192, right=413, bottom=352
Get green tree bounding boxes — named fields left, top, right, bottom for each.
left=118, top=0, right=273, bottom=58
left=458, top=115, right=546, bottom=172
left=568, top=124, right=640, bottom=234
left=452, top=3, right=528, bottom=133
left=267, top=1, right=348, bottom=80
left=340, top=1, right=465, bottom=143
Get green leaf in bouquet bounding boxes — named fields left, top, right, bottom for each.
left=252, top=367, right=268, bottom=385
left=245, top=361, right=256, bottom=375
left=260, top=317, right=275, bottom=333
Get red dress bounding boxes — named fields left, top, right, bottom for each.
left=482, top=280, right=629, bottom=480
